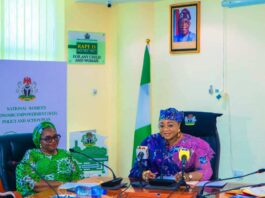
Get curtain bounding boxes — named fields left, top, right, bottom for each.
left=0, top=0, right=64, bottom=61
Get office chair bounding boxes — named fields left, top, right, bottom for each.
left=0, top=133, right=35, bottom=191
left=180, top=111, right=222, bottom=180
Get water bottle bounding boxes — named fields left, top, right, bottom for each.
left=75, top=184, right=105, bottom=198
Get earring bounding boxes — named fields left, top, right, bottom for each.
left=177, top=129, right=181, bottom=138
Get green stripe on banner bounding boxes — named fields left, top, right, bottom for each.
left=140, top=46, right=150, bottom=86
left=68, top=45, right=77, bottom=48
left=132, top=124, right=151, bottom=166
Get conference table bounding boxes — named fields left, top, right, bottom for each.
left=27, top=177, right=236, bottom=198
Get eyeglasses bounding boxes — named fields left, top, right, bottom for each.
left=40, top=134, right=61, bottom=143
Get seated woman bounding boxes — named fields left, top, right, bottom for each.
left=129, top=107, right=214, bottom=182
left=16, top=121, right=84, bottom=196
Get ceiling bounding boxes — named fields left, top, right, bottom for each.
left=75, top=0, right=162, bottom=4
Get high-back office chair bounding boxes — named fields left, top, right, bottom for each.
left=180, top=111, right=222, bottom=180
left=0, top=133, right=35, bottom=191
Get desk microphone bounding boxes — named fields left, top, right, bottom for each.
left=196, top=168, right=265, bottom=198
left=179, top=148, right=190, bottom=164
left=69, top=148, right=123, bottom=188
left=203, top=182, right=265, bottom=197
left=136, top=146, right=148, bottom=176
left=136, top=146, right=148, bottom=162
left=8, top=160, right=60, bottom=198
left=178, top=148, right=190, bottom=188
left=130, top=146, right=148, bottom=187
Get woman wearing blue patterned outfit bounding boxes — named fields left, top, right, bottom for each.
left=129, top=108, right=214, bottom=182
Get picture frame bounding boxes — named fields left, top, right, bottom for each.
left=170, top=1, right=200, bottom=54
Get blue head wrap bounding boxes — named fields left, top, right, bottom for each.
left=159, top=108, right=184, bottom=123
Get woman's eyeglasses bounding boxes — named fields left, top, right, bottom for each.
left=41, top=134, right=61, bottom=143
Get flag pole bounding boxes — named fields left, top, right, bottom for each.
left=146, top=39, right=150, bottom=45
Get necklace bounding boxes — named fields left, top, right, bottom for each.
left=168, top=132, right=183, bottom=146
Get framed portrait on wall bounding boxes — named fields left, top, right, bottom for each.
left=170, top=1, right=200, bottom=54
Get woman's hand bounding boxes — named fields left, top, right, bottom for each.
left=142, top=170, right=156, bottom=181
left=175, top=171, right=202, bottom=182
left=175, top=172, right=183, bottom=182
left=175, top=172, right=192, bottom=182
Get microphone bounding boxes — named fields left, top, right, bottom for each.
left=178, top=148, right=190, bottom=188
left=131, top=146, right=148, bottom=187
left=8, top=160, right=59, bottom=198
left=137, top=152, right=144, bottom=160
left=179, top=147, right=190, bottom=166
left=136, top=146, right=148, bottom=162
left=203, top=182, right=265, bottom=197
left=69, top=148, right=123, bottom=188
left=136, top=146, right=148, bottom=176
left=197, top=168, right=265, bottom=198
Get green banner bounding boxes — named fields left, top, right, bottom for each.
left=69, top=130, right=109, bottom=177
left=68, top=32, right=105, bottom=64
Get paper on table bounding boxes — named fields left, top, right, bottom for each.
left=186, top=181, right=199, bottom=186
left=59, top=182, right=78, bottom=189
left=242, top=186, right=265, bottom=197
left=196, top=181, right=227, bottom=188
left=59, top=182, right=99, bottom=189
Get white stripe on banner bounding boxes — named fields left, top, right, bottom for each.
left=135, top=83, right=150, bottom=129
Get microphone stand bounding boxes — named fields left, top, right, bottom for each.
left=131, top=152, right=146, bottom=187
left=196, top=168, right=265, bottom=198
left=137, top=152, right=146, bottom=187
left=178, top=156, right=190, bottom=191
left=69, top=149, right=123, bottom=188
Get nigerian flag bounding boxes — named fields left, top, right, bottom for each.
left=132, top=41, right=151, bottom=163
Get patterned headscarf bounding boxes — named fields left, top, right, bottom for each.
left=159, top=108, right=184, bottom=123
left=32, top=121, right=56, bottom=148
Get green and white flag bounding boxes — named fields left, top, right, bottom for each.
left=132, top=42, right=151, bottom=163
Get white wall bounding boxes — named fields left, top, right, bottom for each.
left=65, top=0, right=265, bottom=183
left=222, top=5, right=265, bottom=182
left=65, top=0, right=119, bottom=174
left=115, top=2, right=155, bottom=177
left=117, top=0, right=265, bottom=183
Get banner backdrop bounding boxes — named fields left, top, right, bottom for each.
left=0, top=60, right=67, bottom=148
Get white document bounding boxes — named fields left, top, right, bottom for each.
left=59, top=182, right=98, bottom=189
left=196, top=180, right=227, bottom=188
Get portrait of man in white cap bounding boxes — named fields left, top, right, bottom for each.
left=173, top=8, right=196, bottom=42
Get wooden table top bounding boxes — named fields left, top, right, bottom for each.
left=27, top=177, right=236, bottom=198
